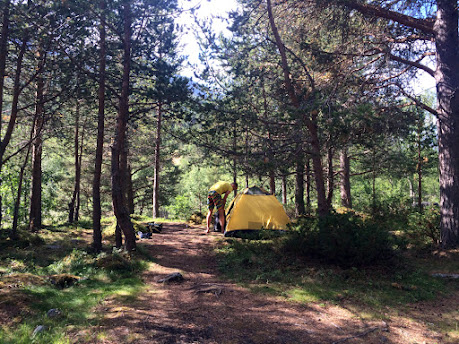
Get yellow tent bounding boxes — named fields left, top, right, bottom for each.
left=224, top=186, right=291, bottom=237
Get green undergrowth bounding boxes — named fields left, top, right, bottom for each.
left=216, top=234, right=458, bottom=319
left=102, top=214, right=168, bottom=238
left=0, top=219, right=153, bottom=344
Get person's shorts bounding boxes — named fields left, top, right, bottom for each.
left=207, top=191, right=224, bottom=210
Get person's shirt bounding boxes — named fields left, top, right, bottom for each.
left=209, top=181, right=232, bottom=195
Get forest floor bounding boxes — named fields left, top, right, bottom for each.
left=85, top=222, right=457, bottom=344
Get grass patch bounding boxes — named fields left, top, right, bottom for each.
left=0, top=220, right=152, bottom=344
left=216, top=235, right=457, bottom=317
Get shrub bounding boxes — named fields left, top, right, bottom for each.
left=284, top=212, right=396, bottom=267
left=404, top=206, right=440, bottom=248
left=165, top=194, right=193, bottom=220
left=45, top=249, right=94, bottom=276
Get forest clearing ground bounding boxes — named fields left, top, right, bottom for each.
left=89, top=222, right=457, bottom=344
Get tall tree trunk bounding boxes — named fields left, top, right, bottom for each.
left=416, top=118, right=423, bottom=212
left=371, top=150, right=377, bottom=214
left=268, top=132, right=275, bottom=195
left=269, top=171, right=275, bottom=195
left=305, top=157, right=311, bottom=214
left=308, top=114, right=328, bottom=216
left=326, top=147, right=334, bottom=208
left=232, top=128, right=238, bottom=197
left=0, top=1, right=9, bottom=228
left=115, top=223, right=123, bottom=248
left=111, top=0, right=136, bottom=251
left=435, top=1, right=459, bottom=248
left=152, top=102, right=162, bottom=218
left=262, top=79, right=275, bottom=196
left=12, top=106, right=35, bottom=239
left=337, top=0, right=459, bottom=248
left=69, top=98, right=80, bottom=223
left=245, top=126, right=250, bottom=188
left=93, top=0, right=106, bottom=252
left=281, top=173, right=287, bottom=204
left=408, top=177, right=414, bottom=204
left=120, top=141, right=130, bottom=209
left=295, top=150, right=305, bottom=216
left=339, top=148, right=352, bottom=208
left=75, top=118, right=86, bottom=223
left=127, top=164, right=134, bottom=214
left=0, top=0, right=9, bottom=136
left=266, top=0, right=328, bottom=216
left=12, top=139, right=32, bottom=238
left=29, top=47, right=45, bottom=232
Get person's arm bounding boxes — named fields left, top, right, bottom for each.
left=222, top=190, right=231, bottom=204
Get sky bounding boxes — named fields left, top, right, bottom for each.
left=177, top=0, right=240, bottom=77
left=175, top=0, right=436, bottom=96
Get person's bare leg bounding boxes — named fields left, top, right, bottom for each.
left=218, top=207, right=225, bottom=232
left=206, top=210, right=213, bottom=233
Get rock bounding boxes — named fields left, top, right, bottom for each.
left=157, top=272, right=184, bottom=283
left=32, top=325, right=46, bottom=337
left=47, top=308, right=62, bottom=318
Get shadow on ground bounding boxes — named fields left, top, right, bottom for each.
left=88, top=223, right=446, bottom=344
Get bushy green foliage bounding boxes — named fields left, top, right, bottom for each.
left=404, top=206, right=440, bottom=248
left=284, top=212, right=397, bottom=267
left=164, top=194, right=194, bottom=220
left=43, top=249, right=94, bottom=276
left=217, top=232, right=451, bottom=309
left=217, top=238, right=286, bottom=283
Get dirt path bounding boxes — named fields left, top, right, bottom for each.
left=93, top=223, right=451, bottom=344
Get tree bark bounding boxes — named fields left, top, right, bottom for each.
left=305, top=158, right=312, bottom=214
left=281, top=173, right=287, bottom=204
left=0, top=1, right=8, bottom=228
left=344, top=1, right=435, bottom=34
left=434, top=0, right=459, bottom=248
left=29, top=47, right=45, bottom=232
left=69, top=97, right=81, bottom=223
left=416, top=118, right=423, bottom=212
left=12, top=100, right=35, bottom=238
left=295, top=151, right=305, bottom=216
left=115, top=223, right=123, bottom=248
left=326, top=147, right=334, bottom=208
left=266, top=0, right=328, bottom=216
left=152, top=102, right=162, bottom=218
left=111, top=0, right=136, bottom=251
left=339, top=148, right=352, bottom=208
left=269, top=171, right=275, bottom=195
left=0, top=1, right=9, bottom=137
left=93, top=0, right=106, bottom=252
left=75, top=121, right=85, bottom=222
left=333, top=0, right=459, bottom=248
left=232, top=130, right=238, bottom=197
left=245, top=126, right=250, bottom=188
left=12, top=137, right=32, bottom=238
left=371, top=150, right=377, bottom=214
left=0, top=13, right=27, bottom=232
left=127, top=164, right=134, bottom=214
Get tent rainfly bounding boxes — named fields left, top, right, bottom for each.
left=223, top=186, right=290, bottom=237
